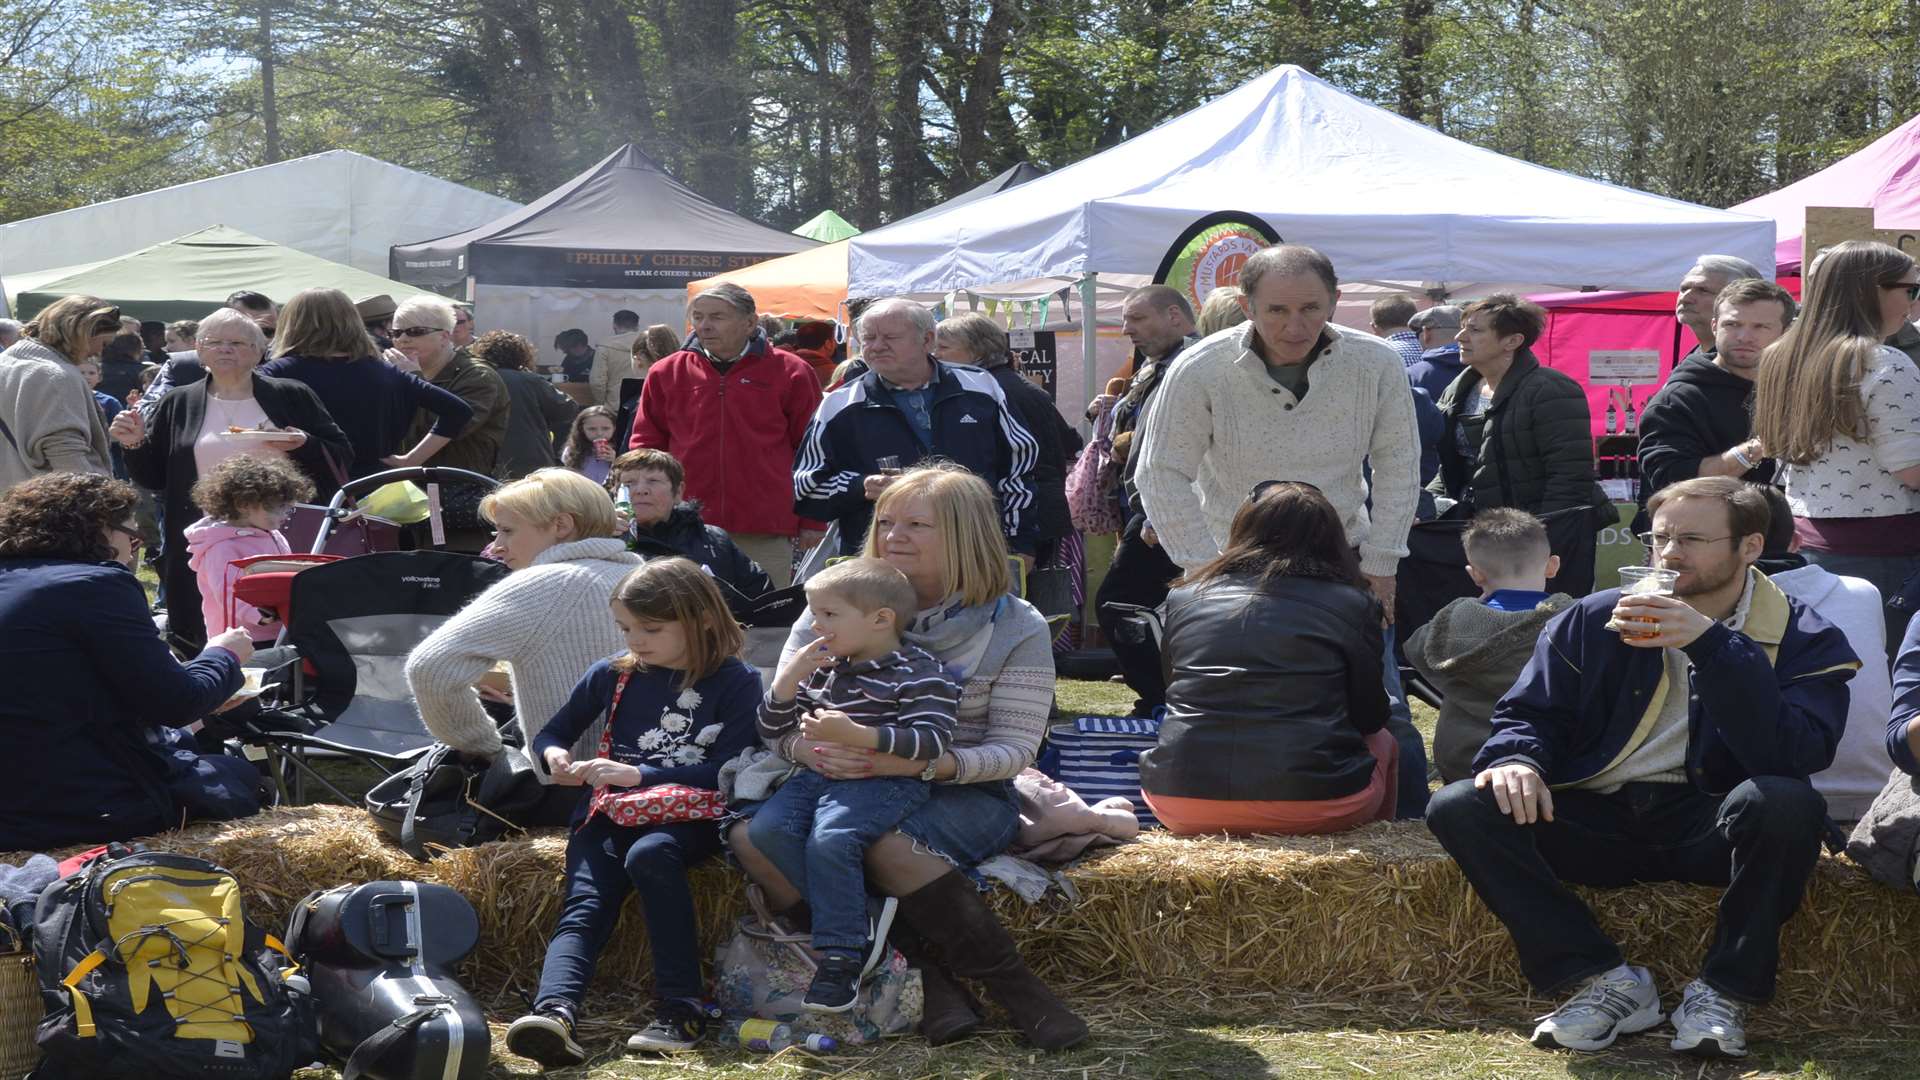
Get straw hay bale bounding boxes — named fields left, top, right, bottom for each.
left=20, top=807, right=1920, bottom=1028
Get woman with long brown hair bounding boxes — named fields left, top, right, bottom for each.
left=1753, top=239, right=1920, bottom=655
left=1138, top=480, right=1398, bottom=835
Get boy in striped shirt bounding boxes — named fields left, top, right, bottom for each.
left=756, top=557, right=959, bottom=1012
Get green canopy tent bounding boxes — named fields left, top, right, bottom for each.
left=790, top=209, right=860, bottom=243
left=7, top=224, right=430, bottom=322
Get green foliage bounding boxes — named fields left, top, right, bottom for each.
left=1, top=0, right=1917, bottom=230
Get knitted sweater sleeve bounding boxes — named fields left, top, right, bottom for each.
left=1132, top=352, right=1220, bottom=570
left=950, top=618, right=1052, bottom=784
left=404, top=572, right=550, bottom=756
left=1358, top=360, right=1420, bottom=577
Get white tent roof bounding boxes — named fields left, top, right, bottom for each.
left=848, top=65, right=1776, bottom=296
left=0, top=150, right=520, bottom=280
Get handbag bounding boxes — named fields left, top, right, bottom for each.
left=1036, top=713, right=1163, bottom=828
left=1065, top=401, right=1125, bottom=535
left=710, top=886, right=918, bottom=1046
left=0, top=921, right=38, bottom=1080
left=364, top=740, right=546, bottom=861
left=583, top=672, right=729, bottom=827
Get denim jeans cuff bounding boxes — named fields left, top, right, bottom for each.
left=1535, top=952, right=1626, bottom=997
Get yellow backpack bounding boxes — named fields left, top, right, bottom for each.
left=32, top=847, right=317, bottom=1078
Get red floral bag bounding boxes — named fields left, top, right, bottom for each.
left=583, top=672, right=730, bottom=827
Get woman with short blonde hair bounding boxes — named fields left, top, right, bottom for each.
left=729, top=460, right=1086, bottom=1051
left=407, top=466, right=641, bottom=822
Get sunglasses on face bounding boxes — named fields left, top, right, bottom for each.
left=391, top=326, right=446, bottom=339
left=110, top=524, right=144, bottom=552
left=1888, top=282, right=1920, bottom=302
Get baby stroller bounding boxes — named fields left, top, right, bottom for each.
left=233, top=468, right=508, bottom=804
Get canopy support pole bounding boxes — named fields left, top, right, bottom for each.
left=1079, top=272, right=1099, bottom=429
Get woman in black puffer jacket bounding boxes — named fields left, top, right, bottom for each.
left=1429, top=293, right=1610, bottom=596
left=611, top=448, right=777, bottom=622
left=1140, top=481, right=1397, bottom=836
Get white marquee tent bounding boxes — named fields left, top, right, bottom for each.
left=848, top=65, right=1776, bottom=409
left=0, top=150, right=519, bottom=283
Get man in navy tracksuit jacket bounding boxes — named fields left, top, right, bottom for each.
left=1426, top=477, right=1857, bottom=1059
left=793, top=299, right=1040, bottom=555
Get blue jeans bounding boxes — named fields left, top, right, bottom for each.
left=532, top=816, right=722, bottom=1009
left=749, top=771, right=930, bottom=952
left=1381, top=624, right=1428, bottom=818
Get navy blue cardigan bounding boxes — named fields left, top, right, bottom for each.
left=1477, top=569, right=1859, bottom=793
left=0, top=558, right=242, bottom=848
left=532, top=656, right=762, bottom=825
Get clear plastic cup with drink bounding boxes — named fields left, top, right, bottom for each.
left=876, top=455, right=902, bottom=476
left=1611, top=565, right=1678, bottom=641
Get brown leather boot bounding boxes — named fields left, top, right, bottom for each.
left=888, top=919, right=982, bottom=1045
left=894, top=871, right=1088, bottom=1051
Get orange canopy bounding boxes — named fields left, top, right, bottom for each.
left=687, top=239, right=848, bottom=321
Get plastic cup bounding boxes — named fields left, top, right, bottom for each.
left=1614, top=566, right=1678, bottom=640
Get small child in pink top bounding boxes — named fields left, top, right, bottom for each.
left=185, top=454, right=315, bottom=643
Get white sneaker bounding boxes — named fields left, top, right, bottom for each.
left=1530, top=964, right=1663, bottom=1052
left=1668, top=979, right=1748, bottom=1058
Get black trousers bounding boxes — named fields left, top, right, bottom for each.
left=1095, top=517, right=1182, bottom=715
left=1426, top=776, right=1826, bottom=1003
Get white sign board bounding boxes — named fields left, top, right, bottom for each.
left=1007, top=327, right=1036, bottom=349
left=1588, top=349, right=1660, bottom=386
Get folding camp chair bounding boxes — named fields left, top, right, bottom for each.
left=241, top=549, right=510, bottom=804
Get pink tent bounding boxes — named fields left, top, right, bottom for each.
left=1531, top=279, right=1802, bottom=436
left=1732, top=113, right=1920, bottom=274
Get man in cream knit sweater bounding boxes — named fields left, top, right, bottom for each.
left=1134, top=243, right=1425, bottom=811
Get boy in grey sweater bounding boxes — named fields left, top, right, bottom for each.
left=754, top=557, right=958, bottom=1012
left=1409, top=508, right=1573, bottom=782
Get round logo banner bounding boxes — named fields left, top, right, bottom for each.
left=1153, top=212, right=1282, bottom=312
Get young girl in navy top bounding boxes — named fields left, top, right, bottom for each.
left=505, top=558, right=761, bottom=1066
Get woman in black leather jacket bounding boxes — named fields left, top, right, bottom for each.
left=1139, top=481, right=1399, bottom=835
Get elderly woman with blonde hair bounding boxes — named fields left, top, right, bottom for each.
left=729, top=463, right=1088, bottom=1051
left=406, top=467, right=642, bottom=823
left=0, top=294, right=118, bottom=489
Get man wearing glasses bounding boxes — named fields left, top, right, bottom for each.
left=1427, top=476, right=1858, bottom=1061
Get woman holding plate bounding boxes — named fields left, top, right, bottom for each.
left=114, top=306, right=352, bottom=647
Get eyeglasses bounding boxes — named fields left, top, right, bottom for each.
left=392, top=326, right=446, bottom=339
left=109, top=524, right=144, bottom=553
left=1885, top=282, right=1920, bottom=302
left=1247, top=479, right=1324, bottom=502
left=197, top=339, right=256, bottom=352
left=1637, top=531, right=1735, bottom=553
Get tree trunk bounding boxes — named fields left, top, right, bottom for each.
left=837, top=0, right=883, bottom=226
left=1397, top=0, right=1433, bottom=121
left=258, top=0, right=279, bottom=163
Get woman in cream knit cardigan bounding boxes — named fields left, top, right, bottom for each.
left=406, top=468, right=640, bottom=823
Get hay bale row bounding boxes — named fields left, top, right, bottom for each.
left=21, top=806, right=1920, bottom=1027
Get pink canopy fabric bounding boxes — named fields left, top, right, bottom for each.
left=1731, top=113, right=1920, bottom=273
left=1529, top=280, right=1802, bottom=436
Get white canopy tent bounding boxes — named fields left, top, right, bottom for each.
left=848, top=65, right=1776, bottom=412
left=0, top=150, right=519, bottom=284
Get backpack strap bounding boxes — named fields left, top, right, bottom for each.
left=61, top=949, right=108, bottom=1037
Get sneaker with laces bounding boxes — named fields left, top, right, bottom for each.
left=626, top=997, right=720, bottom=1053
left=1530, top=964, right=1663, bottom=1052
left=802, top=951, right=865, bottom=1013
left=505, top=1005, right=586, bottom=1067
left=1668, top=979, right=1748, bottom=1058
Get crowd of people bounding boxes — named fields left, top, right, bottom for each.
left=1, top=235, right=1919, bottom=1064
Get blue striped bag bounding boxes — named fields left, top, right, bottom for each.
left=1036, top=714, right=1162, bottom=828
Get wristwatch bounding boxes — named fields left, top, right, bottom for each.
left=919, top=756, right=941, bottom=782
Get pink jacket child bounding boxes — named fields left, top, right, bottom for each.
left=185, top=517, right=291, bottom=644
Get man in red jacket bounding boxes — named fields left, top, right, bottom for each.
left=627, top=282, right=824, bottom=585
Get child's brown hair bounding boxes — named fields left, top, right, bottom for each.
left=804, top=557, right=917, bottom=631
left=609, top=557, right=744, bottom=686
left=190, top=454, right=314, bottom=525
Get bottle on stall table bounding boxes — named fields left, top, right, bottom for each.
left=717, top=1018, right=837, bottom=1053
